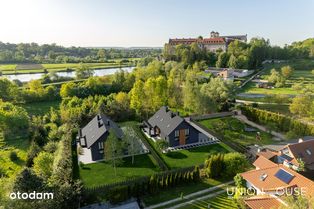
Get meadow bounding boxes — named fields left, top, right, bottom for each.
left=0, top=59, right=136, bottom=75
left=239, top=59, right=314, bottom=96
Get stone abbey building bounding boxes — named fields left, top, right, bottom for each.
left=168, top=31, right=247, bottom=52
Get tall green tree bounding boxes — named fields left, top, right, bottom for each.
left=104, top=132, right=124, bottom=176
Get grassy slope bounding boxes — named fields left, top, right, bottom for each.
left=79, top=154, right=159, bottom=187
left=199, top=117, right=274, bottom=146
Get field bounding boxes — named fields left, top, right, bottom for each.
left=19, top=100, right=61, bottom=116
left=79, top=154, right=159, bottom=187
left=0, top=60, right=136, bottom=75
left=177, top=193, right=238, bottom=209
left=199, top=117, right=274, bottom=146
left=239, top=59, right=314, bottom=97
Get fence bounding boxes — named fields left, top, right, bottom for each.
left=190, top=119, right=249, bottom=154
left=83, top=165, right=200, bottom=195
left=190, top=112, right=234, bottom=121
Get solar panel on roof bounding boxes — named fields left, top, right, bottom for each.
left=275, top=169, right=294, bottom=184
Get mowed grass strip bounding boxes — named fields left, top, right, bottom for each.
left=143, top=178, right=226, bottom=206
left=177, top=193, right=238, bottom=209
left=79, top=154, right=159, bottom=187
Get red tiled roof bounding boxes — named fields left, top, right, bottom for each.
left=168, top=37, right=225, bottom=45
left=244, top=195, right=282, bottom=209
left=241, top=163, right=314, bottom=194
left=253, top=156, right=278, bottom=170
left=257, top=150, right=277, bottom=160
left=203, top=37, right=225, bottom=44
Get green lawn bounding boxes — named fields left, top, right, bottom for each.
left=240, top=59, right=314, bottom=96
left=241, top=82, right=298, bottom=95
left=79, top=154, right=159, bottom=187
left=19, top=100, right=61, bottom=116
left=143, top=178, right=227, bottom=206
left=177, top=193, right=238, bottom=209
left=159, top=143, right=234, bottom=169
left=199, top=117, right=274, bottom=146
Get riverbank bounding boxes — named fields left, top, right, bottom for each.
left=0, top=62, right=135, bottom=75
left=1, top=66, right=135, bottom=82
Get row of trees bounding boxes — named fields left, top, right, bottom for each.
left=267, top=65, right=294, bottom=87
left=164, top=38, right=314, bottom=70
left=0, top=42, right=161, bottom=63
left=204, top=152, right=249, bottom=179
left=241, top=106, right=314, bottom=138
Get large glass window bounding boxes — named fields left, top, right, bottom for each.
left=98, top=142, right=104, bottom=150
left=185, top=129, right=189, bottom=136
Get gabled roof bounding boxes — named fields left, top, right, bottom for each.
left=79, top=114, right=123, bottom=148
left=244, top=195, right=282, bottom=209
left=147, top=106, right=184, bottom=136
left=257, top=150, right=277, bottom=160
left=285, top=139, right=314, bottom=167
left=241, top=159, right=314, bottom=194
left=253, top=156, right=277, bottom=170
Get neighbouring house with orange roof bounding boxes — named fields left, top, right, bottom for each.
left=244, top=195, right=285, bottom=209
left=167, top=31, right=247, bottom=52
left=240, top=156, right=314, bottom=209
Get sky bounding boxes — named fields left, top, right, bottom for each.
left=0, top=0, right=313, bottom=47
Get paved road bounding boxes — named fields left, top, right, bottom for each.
left=145, top=181, right=234, bottom=209
left=234, top=113, right=286, bottom=141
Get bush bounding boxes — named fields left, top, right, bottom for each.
left=10, top=151, right=19, bottom=161
left=44, top=141, right=58, bottom=153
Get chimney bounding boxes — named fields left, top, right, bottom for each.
left=98, top=120, right=103, bottom=128
left=298, top=138, right=303, bottom=143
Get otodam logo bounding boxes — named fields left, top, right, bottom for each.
left=10, top=191, right=54, bottom=200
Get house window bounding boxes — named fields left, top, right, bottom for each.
left=175, top=130, right=179, bottom=137
left=185, top=129, right=189, bottom=136
left=98, top=142, right=104, bottom=150
left=306, top=149, right=312, bottom=155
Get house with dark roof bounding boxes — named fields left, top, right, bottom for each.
left=143, top=106, right=215, bottom=148
left=279, top=137, right=314, bottom=170
left=77, top=114, right=124, bottom=162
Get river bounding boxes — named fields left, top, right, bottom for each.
left=1, top=66, right=135, bottom=82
